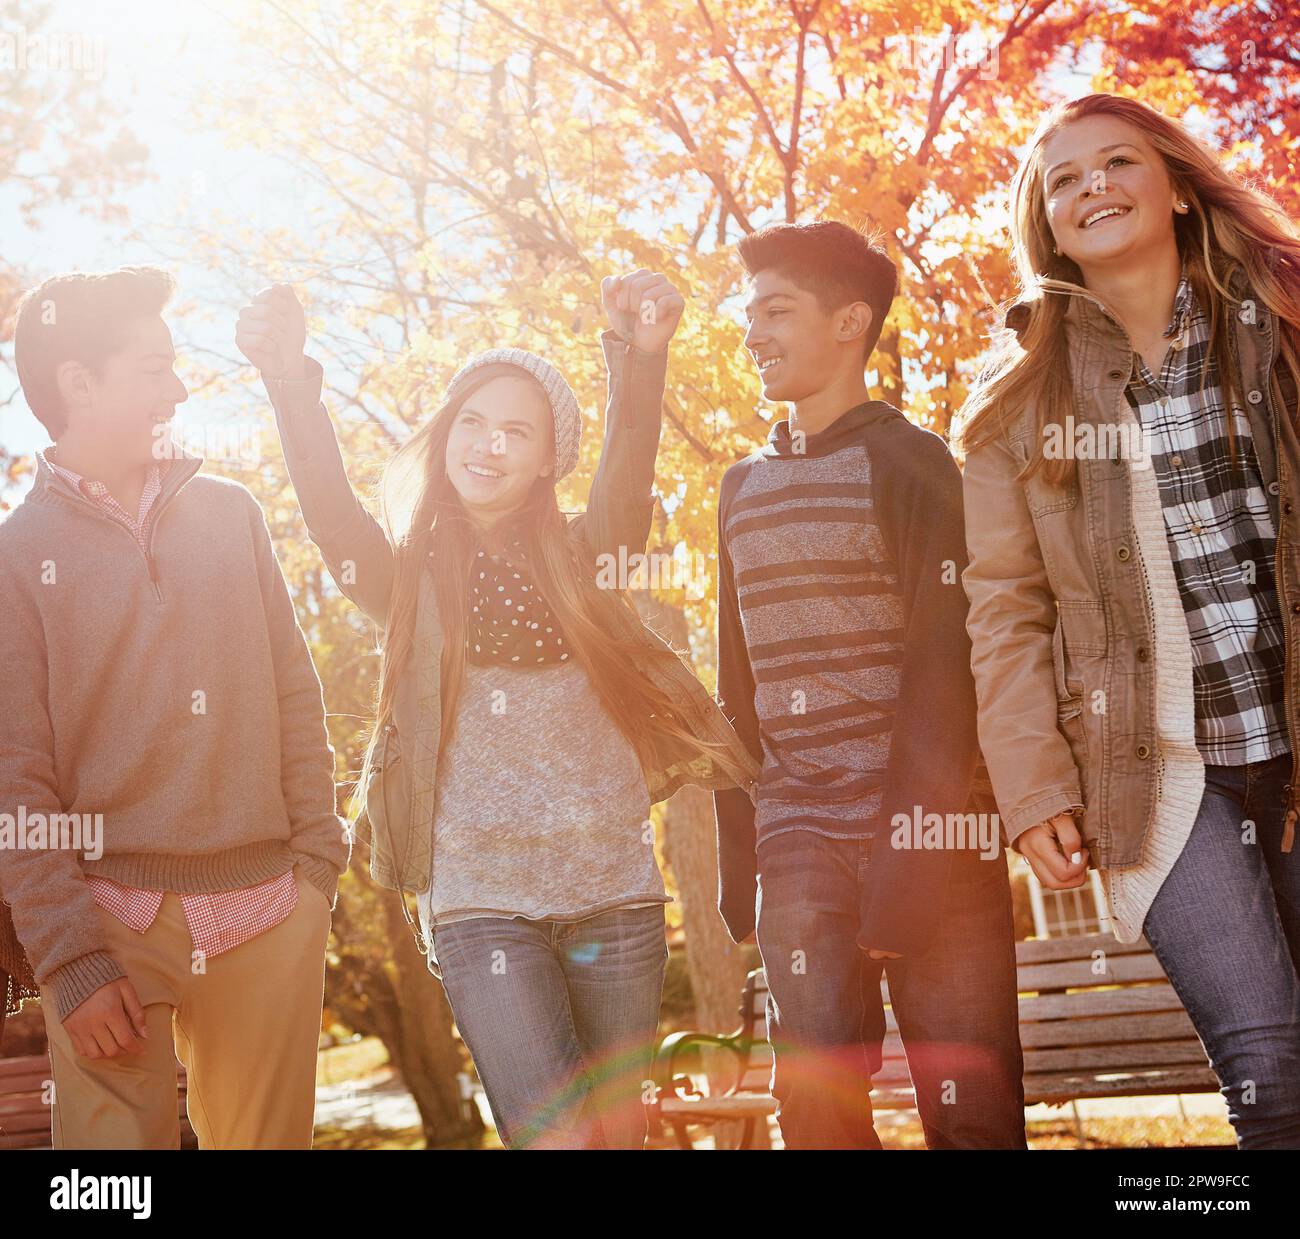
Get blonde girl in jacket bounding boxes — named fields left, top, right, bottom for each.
left=236, top=273, right=757, bottom=1149
left=959, top=93, right=1300, bottom=1149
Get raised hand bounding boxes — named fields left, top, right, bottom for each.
left=600, top=269, right=685, bottom=354
left=235, top=283, right=308, bottom=381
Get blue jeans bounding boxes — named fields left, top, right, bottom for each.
left=431, top=904, right=667, bottom=1149
left=1142, top=753, right=1300, bottom=1149
left=755, top=830, right=1026, bottom=1149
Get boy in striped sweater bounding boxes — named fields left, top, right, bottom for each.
left=713, top=221, right=1025, bottom=1149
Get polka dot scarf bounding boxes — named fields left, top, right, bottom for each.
left=465, top=534, right=570, bottom=667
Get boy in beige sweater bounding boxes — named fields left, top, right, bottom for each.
left=0, top=267, right=349, bottom=1148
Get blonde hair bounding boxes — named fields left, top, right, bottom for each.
left=957, top=92, right=1300, bottom=483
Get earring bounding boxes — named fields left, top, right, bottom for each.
left=1052, top=243, right=1059, bottom=256
left=1176, top=200, right=1190, bottom=213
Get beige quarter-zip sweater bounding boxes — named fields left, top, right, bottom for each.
left=0, top=450, right=349, bottom=1018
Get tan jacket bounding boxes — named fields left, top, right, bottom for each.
left=961, top=267, right=1300, bottom=869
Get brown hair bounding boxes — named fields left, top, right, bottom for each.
left=738, top=220, right=899, bottom=361
left=957, top=93, right=1300, bottom=483
left=14, top=267, right=175, bottom=438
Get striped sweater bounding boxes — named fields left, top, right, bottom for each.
left=714, top=401, right=985, bottom=956
left=719, top=417, right=905, bottom=841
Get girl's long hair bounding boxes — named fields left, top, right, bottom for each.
left=956, top=92, right=1300, bottom=482
left=358, top=361, right=751, bottom=821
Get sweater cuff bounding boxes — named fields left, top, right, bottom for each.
left=295, top=853, right=342, bottom=910
left=599, top=329, right=670, bottom=384
left=46, top=951, right=126, bottom=1022
left=263, top=356, right=324, bottom=406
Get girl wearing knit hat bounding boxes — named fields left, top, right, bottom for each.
left=239, top=273, right=759, bottom=1149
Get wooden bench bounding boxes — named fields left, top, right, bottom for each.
left=0, top=1053, right=198, bottom=1149
left=650, top=932, right=1220, bottom=1149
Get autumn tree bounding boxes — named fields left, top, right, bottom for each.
left=1094, top=0, right=1299, bottom=218
left=0, top=0, right=148, bottom=334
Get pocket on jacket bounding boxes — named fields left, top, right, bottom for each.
left=1052, top=623, right=1090, bottom=771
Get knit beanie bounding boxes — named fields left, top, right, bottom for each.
left=444, top=348, right=582, bottom=481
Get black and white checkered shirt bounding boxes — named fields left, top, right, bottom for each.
left=1126, top=275, right=1288, bottom=765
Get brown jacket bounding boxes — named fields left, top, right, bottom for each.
left=961, top=267, right=1300, bottom=867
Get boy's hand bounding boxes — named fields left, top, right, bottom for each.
left=1018, top=814, right=1090, bottom=889
left=601, top=269, right=685, bottom=354
left=236, top=283, right=308, bottom=380
left=63, top=976, right=149, bottom=1059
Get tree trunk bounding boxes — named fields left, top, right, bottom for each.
left=662, top=784, right=760, bottom=1148
left=379, top=893, right=485, bottom=1148
left=642, top=588, right=760, bottom=1145
left=326, top=872, right=485, bottom=1148
left=624, top=515, right=769, bottom=1144
left=637, top=590, right=749, bottom=1038
left=661, top=785, right=748, bottom=1038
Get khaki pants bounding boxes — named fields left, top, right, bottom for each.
left=40, top=866, right=331, bottom=1149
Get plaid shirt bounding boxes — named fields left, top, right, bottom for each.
left=1125, top=277, right=1289, bottom=765
left=39, top=448, right=298, bottom=954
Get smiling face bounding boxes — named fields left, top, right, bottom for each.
left=59, top=314, right=189, bottom=466
left=443, top=372, right=555, bottom=525
left=742, top=268, right=871, bottom=403
left=1042, top=114, right=1183, bottom=280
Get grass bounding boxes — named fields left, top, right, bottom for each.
left=315, top=1035, right=391, bottom=1087
left=879, top=1114, right=1233, bottom=1150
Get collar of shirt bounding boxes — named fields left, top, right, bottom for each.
left=40, top=446, right=165, bottom=536
left=1164, top=269, right=1196, bottom=341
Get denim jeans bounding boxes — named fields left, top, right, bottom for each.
left=1142, top=753, right=1300, bottom=1149
left=755, top=830, right=1026, bottom=1149
left=431, top=904, right=667, bottom=1149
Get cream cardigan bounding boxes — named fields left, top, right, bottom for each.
left=1099, top=400, right=1206, bottom=941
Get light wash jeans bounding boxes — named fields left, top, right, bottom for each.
left=1143, top=752, right=1300, bottom=1149
left=431, top=904, right=667, bottom=1149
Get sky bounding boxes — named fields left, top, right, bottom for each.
left=1, top=0, right=293, bottom=463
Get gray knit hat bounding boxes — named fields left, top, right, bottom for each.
left=444, top=348, right=582, bottom=481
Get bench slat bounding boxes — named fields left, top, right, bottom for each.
left=1014, top=934, right=1152, bottom=964
left=1024, top=1066, right=1220, bottom=1103
left=1019, top=1009, right=1199, bottom=1048
left=1017, top=955, right=1172, bottom=992
left=1018, top=983, right=1186, bottom=1023
left=1024, top=1039, right=1209, bottom=1074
